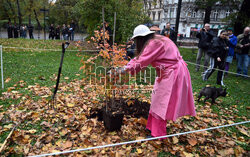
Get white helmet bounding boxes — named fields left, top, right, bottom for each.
left=131, top=25, right=155, bottom=39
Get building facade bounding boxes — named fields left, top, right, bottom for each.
left=144, top=0, right=237, bottom=38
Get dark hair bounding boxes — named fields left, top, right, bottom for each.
left=220, top=30, right=227, bottom=34
left=135, top=33, right=155, bottom=56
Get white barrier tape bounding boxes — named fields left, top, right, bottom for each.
left=2, top=46, right=249, bottom=78
left=185, top=61, right=250, bottom=78
left=3, top=46, right=99, bottom=52
left=30, top=120, right=250, bottom=157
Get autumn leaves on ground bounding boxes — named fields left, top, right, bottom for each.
left=0, top=38, right=249, bottom=156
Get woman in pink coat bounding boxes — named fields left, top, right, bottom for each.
left=114, top=25, right=196, bottom=137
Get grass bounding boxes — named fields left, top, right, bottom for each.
left=0, top=38, right=86, bottom=92
left=0, top=38, right=249, bottom=155
left=179, top=47, right=250, bottom=119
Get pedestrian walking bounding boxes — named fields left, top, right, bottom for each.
left=195, top=23, right=215, bottom=72
left=235, top=26, right=250, bottom=77
left=110, top=25, right=196, bottom=138
left=202, top=30, right=229, bottom=86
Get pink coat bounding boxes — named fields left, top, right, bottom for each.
left=125, top=35, right=196, bottom=121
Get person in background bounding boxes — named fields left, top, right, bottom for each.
left=110, top=25, right=196, bottom=138
left=13, top=23, right=19, bottom=38
left=7, top=22, right=13, bottom=38
left=28, top=24, right=34, bottom=39
left=20, top=24, right=27, bottom=38
left=195, top=23, right=214, bottom=72
left=160, top=22, right=176, bottom=41
left=62, top=24, right=68, bottom=40
left=235, top=26, right=250, bottom=77
left=23, top=25, right=27, bottom=38
left=125, top=39, right=136, bottom=60
left=202, top=30, right=229, bottom=86
left=224, top=28, right=237, bottom=76
left=49, top=24, right=55, bottom=40
left=70, top=20, right=76, bottom=41
left=67, top=25, right=72, bottom=41
left=55, top=25, right=60, bottom=40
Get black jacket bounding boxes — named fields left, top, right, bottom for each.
left=161, top=28, right=176, bottom=41
left=196, top=30, right=214, bottom=49
left=207, top=37, right=229, bottom=61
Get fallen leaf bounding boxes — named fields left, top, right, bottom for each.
left=127, top=100, right=134, bottom=106
left=172, top=136, right=179, bottom=144
left=238, top=128, right=249, bottom=137
left=183, top=151, right=194, bottom=157
left=28, top=129, right=37, bottom=134
left=188, top=137, right=197, bottom=146
left=137, top=148, right=142, bottom=154
left=67, top=103, right=75, bottom=107
left=5, top=77, right=11, bottom=83
left=64, top=141, right=73, bottom=149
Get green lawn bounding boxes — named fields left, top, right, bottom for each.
left=0, top=38, right=249, bottom=156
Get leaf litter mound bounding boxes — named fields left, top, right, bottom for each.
left=0, top=79, right=249, bottom=156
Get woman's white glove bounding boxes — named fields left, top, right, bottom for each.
left=107, top=67, right=126, bottom=76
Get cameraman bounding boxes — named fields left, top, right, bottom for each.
left=202, top=30, right=229, bottom=86
left=196, top=23, right=215, bottom=72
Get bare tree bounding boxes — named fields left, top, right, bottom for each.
left=16, top=0, right=22, bottom=25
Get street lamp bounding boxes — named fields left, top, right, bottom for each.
left=40, top=7, right=49, bottom=40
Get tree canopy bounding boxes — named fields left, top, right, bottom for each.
left=73, top=0, right=151, bottom=42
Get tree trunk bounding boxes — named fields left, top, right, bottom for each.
left=6, top=0, right=16, bottom=24
left=33, top=9, right=41, bottom=29
left=203, top=6, right=211, bottom=24
left=28, top=0, right=33, bottom=25
left=234, top=0, right=250, bottom=36
left=16, top=0, right=22, bottom=25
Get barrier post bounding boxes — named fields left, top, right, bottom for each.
left=0, top=45, right=4, bottom=89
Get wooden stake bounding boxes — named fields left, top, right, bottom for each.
left=113, top=12, right=116, bottom=46
left=0, top=125, right=18, bottom=153
left=102, top=7, right=106, bottom=46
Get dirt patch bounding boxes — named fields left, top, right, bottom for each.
left=89, top=98, right=150, bottom=131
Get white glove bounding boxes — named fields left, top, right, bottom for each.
left=107, top=67, right=126, bottom=75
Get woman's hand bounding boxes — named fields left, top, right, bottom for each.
left=107, top=67, right=126, bottom=76
left=217, top=57, right=221, bottom=62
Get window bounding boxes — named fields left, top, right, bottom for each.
left=170, top=8, right=175, bottom=18
left=201, top=12, right=205, bottom=18
left=158, top=11, right=161, bottom=21
left=153, top=11, right=156, bottom=21
left=192, top=11, right=196, bottom=18
left=159, top=0, right=162, bottom=8
left=213, top=10, right=219, bottom=21
left=225, top=10, right=230, bottom=17
left=148, top=11, right=151, bottom=17
left=149, top=2, right=151, bottom=9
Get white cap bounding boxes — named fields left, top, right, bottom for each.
left=131, top=25, right=155, bottom=39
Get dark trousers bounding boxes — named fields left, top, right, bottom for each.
left=203, top=57, right=225, bottom=85
left=29, top=32, right=34, bottom=39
